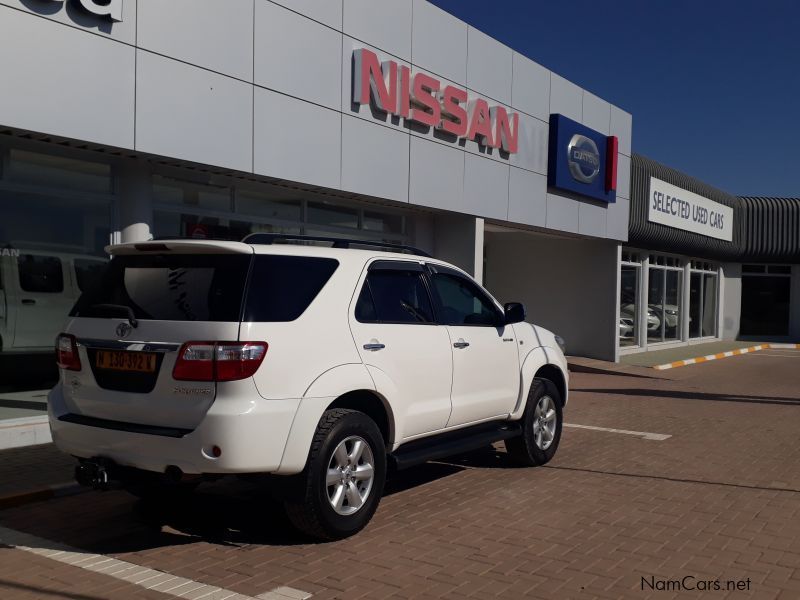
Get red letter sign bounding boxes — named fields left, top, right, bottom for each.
left=353, top=48, right=398, bottom=113
left=411, top=73, right=441, bottom=128
left=438, top=86, right=469, bottom=137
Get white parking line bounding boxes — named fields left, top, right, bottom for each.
left=0, top=525, right=312, bottom=600
left=565, top=423, right=671, bottom=441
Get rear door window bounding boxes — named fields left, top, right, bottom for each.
left=358, top=264, right=434, bottom=324
left=18, top=255, right=64, bottom=293
left=244, top=255, right=339, bottom=322
left=74, top=259, right=109, bottom=292
left=71, top=254, right=252, bottom=322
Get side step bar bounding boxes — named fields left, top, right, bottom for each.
left=389, top=420, right=522, bottom=471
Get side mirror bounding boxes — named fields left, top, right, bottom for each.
left=503, top=302, right=526, bottom=325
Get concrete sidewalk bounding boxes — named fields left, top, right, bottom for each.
left=620, top=340, right=763, bottom=368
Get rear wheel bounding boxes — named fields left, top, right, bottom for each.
left=505, top=379, right=563, bottom=466
left=284, top=408, right=386, bottom=540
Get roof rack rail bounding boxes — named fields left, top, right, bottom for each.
left=242, top=233, right=431, bottom=258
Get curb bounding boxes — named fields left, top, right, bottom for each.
left=0, top=482, right=84, bottom=511
left=653, top=343, right=800, bottom=370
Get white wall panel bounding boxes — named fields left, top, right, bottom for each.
left=136, top=51, right=252, bottom=172
left=617, top=153, right=631, bottom=199
left=343, top=0, right=412, bottom=61
left=254, top=89, right=341, bottom=189
left=582, top=91, right=611, bottom=135
left=578, top=201, right=608, bottom=238
left=510, top=113, right=548, bottom=175
left=610, top=105, right=633, bottom=156
left=546, top=193, right=580, bottom=234
left=0, top=7, right=135, bottom=148
left=549, top=73, right=582, bottom=122
left=268, top=0, right=342, bottom=30
left=606, top=198, right=629, bottom=242
left=466, top=27, right=512, bottom=105
left=255, top=1, right=342, bottom=109
left=411, top=0, right=467, bottom=85
left=409, top=137, right=464, bottom=212
left=341, top=115, right=409, bottom=203
left=138, top=0, right=254, bottom=82
left=0, top=0, right=136, bottom=44
left=507, top=168, right=546, bottom=227
left=511, top=53, right=550, bottom=121
left=463, top=154, right=509, bottom=220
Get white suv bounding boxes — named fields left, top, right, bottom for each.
left=49, top=235, right=569, bottom=540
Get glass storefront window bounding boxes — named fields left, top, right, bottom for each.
left=690, top=271, right=718, bottom=338
left=363, top=210, right=404, bottom=235
left=647, top=268, right=665, bottom=344
left=237, top=189, right=302, bottom=222
left=647, top=267, right=682, bottom=343
left=307, top=202, right=359, bottom=230
left=6, top=150, right=112, bottom=194
left=153, top=175, right=231, bottom=212
left=664, top=270, right=681, bottom=341
left=741, top=266, right=791, bottom=336
left=619, top=265, right=639, bottom=347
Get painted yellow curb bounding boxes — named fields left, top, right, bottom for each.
left=653, top=343, right=800, bottom=370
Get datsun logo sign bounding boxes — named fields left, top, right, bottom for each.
left=353, top=48, right=519, bottom=154
left=548, top=114, right=618, bottom=204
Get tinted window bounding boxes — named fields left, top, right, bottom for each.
left=74, top=259, right=109, bottom=292
left=244, top=256, right=339, bottom=322
left=364, top=270, right=434, bottom=324
left=355, top=283, right=377, bottom=322
left=71, top=254, right=251, bottom=322
left=430, top=272, right=501, bottom=326
left=18, top=255, right=64, bottom=293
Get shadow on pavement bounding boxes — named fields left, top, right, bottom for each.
left=0, top=580, right=106, bottom=600
left=574, top=387, right=800, bottom=407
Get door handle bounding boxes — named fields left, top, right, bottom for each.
left=21, top=299, right=36, bottom=306
left=363, top=343, right=385, bottom=351
left=453, top=340, right=470, bottom=349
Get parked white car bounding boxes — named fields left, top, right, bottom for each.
left=48, top=235, right=569, bottom=539
left=0, top=248, right=106, bottom=354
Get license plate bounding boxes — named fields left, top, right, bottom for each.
left=95, top=350, right=157, bottom=373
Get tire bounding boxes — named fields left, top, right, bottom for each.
left=505, top=378, right=563, bottom=466
left=284, top=408, right=386, bottom=541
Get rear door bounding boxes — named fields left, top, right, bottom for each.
left=427, top=265, right=520, bottom=427
left=349, top=261, right=452, bottom=440
left=63, top=252, right=252, bottom=429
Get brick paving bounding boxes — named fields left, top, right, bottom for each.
left=0, top=350, right=798, bottom=599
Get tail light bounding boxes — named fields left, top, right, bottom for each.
left=173, top=342, right=268, bottom=382
left=56, top=333, right=81, bottom=371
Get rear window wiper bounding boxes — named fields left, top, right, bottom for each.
left=87, top=304, right=139, bottom=328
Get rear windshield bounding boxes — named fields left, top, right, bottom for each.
left=70, top=253, right=340, bottom=323
left=70, top=254, right=252, bottom=322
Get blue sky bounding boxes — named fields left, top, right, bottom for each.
left=429, top=0, right=799, bottom=197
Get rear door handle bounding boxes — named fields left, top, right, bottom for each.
left=363, top=343, right=385, bottom=351
left=453, top=340, right=470, bottom=349
left=21, top=299, right=36, bottom=306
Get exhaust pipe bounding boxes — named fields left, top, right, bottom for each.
left=75, top=459, right=114, bottom=490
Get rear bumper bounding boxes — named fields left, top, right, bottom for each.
left=48, top=386, right=302, bottom=475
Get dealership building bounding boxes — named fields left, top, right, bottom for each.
left=0, top=0, right=797, bottom=381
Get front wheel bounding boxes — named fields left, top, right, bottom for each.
left=284, top=409, right=386, bottom=540
left=505, top=379, right=563, bottom=466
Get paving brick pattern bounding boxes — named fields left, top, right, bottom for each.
left=0, top=351, right=798, bottom=599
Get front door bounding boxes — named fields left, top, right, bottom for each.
left=427, top=266, right=520, bottom=427
left=349, top=261, right=453, bottom=440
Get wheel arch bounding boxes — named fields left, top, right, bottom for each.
left=534, top=364, right=567, bottom=407
left=326, top=389, right=395, bottom=449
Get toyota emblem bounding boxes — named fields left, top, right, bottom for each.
left=116, top=323, right=132, bottom=339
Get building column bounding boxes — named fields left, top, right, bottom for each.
left=117, top=159, right=153, bottom=243
left=432, top=215, right=484, bottom=282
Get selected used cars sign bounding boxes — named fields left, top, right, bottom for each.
left=648, top=177, right=734, bottom=242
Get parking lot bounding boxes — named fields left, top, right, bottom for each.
left=1, top=350, right=798, bottom=600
